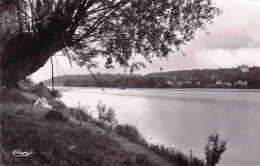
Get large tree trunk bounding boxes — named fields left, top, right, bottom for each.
left=0, top=34, right=64, bottom=88
left=0, top=17, right=73, bottom=88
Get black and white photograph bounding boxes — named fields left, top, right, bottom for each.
left=0, top=0, right=260, bottom=165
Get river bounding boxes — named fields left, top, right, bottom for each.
left=55, top=87, right=260, bottom=166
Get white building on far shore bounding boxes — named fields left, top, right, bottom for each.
left=216, top=80, right=232, bottom=86
left=238, top=65, right=249, bottom=73
left=234, top=80, right=248, bottom=86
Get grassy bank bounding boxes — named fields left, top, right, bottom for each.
left=1, top=80, right=205, bottom=166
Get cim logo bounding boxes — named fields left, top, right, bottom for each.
left=12, top=150, right=33, bottom=157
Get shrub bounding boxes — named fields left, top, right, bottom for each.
left=50, top=90, right=62, bottom=98
left=97, top=102, right=117, bottom=127
left=135, top=153, right=148, bottom=164
left=92, top=120, right=107, bottom=130
left=204, top=131, right=227, bottom=166
left=49, top=100, right=66, bottom=110
left=115, top=124, right=142, bottom=143
left=69, top=104, right=92, bottom=122
left=45, top=110, right=67, bottom=121
left=123, top=156, right=134, bottom=165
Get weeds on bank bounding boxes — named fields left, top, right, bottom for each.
left=1, top=80, right=227, bottom=166
left=68, top=103, right=93, bottom=122
left=96, top=101, right=118, bottom=133
left=66, top=102, right=210, bottom=166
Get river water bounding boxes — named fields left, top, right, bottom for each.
left=56, top=87, right=260, bottom=166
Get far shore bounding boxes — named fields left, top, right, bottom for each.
left=47, top=86, right=260, bottom=92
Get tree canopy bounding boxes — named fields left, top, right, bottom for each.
left=0, top=0, right=221, bottom=87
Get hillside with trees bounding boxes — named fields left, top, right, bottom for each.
left=43, top=66, right=260, bottom=89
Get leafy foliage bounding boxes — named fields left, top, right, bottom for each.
left=0, top=0, right=221, bottom=86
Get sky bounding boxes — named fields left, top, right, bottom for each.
left=31, top=0, right=260, bottom=82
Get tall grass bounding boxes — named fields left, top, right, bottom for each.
left=115, top=124, right=205, bottom=166
left=0, top=90, right=30, bottom=104
left=66, top=102, right=205, bottom=166
left=68, top=104, right=93, bottom=122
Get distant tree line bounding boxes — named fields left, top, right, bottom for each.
left=43, top=67, right=260, bottom=89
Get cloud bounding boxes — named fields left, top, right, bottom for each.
left=194, top=48, right=260, bottom=68
left=204, top=30, right=257, bottom=49
left=144, top=48, right=260, bottom=72
left=179, top=0, right=260, bottom=50
left=203, top=0, right=260, bottom=49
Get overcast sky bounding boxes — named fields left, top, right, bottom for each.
left=31, top=0, right=260, bottom=82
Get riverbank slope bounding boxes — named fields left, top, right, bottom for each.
left=0, top=81, right=204, bottom=166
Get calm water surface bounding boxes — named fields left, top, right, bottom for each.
left=56, top=87, right=260, bottom=166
